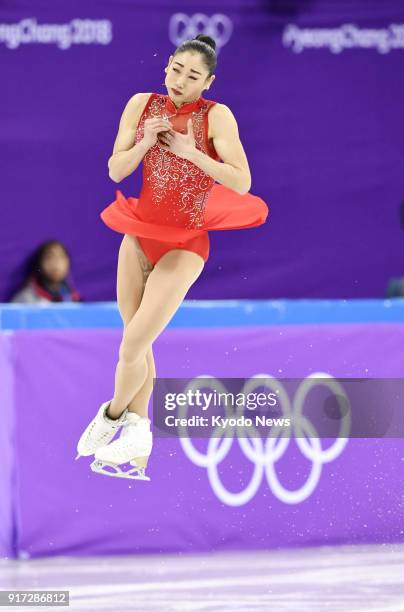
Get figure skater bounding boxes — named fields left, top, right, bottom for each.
left=75, top=34, right=269, bottom=480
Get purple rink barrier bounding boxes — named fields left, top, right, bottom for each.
left=2, top=323, right=403, bottom=558
left=0, top=334, right=15, bottom=558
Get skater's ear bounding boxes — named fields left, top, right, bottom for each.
left=205, top=74, right=215, bottom=91
left=165, top=55, right=174, bottom=72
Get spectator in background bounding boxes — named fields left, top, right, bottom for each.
left=10, top=240, right=81, bottom=303
left=386, top=277, right=404, bottom=298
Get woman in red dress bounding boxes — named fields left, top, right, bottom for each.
left=76, top=34, right=269, bottom=480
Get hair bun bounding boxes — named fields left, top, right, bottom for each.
left=193, top=34, right=216, bottom=51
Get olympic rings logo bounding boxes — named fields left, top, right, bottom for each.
left=169, top=13, right=233, bottom=51
left=178, top=373, right=351, bottom=506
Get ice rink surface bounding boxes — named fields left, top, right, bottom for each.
left=1, top=542, right=403, bottom=611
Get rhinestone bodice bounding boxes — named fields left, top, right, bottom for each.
left=135, top=92, right=220, bottom=229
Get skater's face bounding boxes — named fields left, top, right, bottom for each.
left=40, top=244, right=70, bottom=283
left=164, top=51, right=215, bottom=106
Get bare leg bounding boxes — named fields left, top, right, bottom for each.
left=114, top=234, right=156, bottom=418
left=108, top=248, right=205, bottom=418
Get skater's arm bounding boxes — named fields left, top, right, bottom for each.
left=108, top=93, right=151, bottom=182
left=188, top=104, right=251, bottom=195
left=108, top=93, right=171, bottom=183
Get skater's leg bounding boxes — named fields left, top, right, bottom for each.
left=107, top=249, right=204, bottom=418
left=115, top=234, right=156, bottom=418
left=116, top=234, right=149, bottom=325
left=125, top=348, right=156, bottom=418
left=76, top=235, right=157, bottom=461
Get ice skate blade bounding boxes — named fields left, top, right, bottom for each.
left=90, top=459, right=150, bottom=481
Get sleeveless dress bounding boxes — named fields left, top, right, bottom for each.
left=100, top=92, right=269, bottom=265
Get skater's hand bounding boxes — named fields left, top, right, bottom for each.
left=142, top=117, right=175, bottom=148
left=158, top=118, right=196, bottom=160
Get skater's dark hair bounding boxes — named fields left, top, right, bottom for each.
left=174, top=34, right=217, bottom=77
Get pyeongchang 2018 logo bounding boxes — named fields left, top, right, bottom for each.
left=179, top=373, right=351, bottom=507
left=169, top=13, right=233, bottom=52
left=0, top=18, right=112, bottom=50
left=283, top=23, right=404, bottom=54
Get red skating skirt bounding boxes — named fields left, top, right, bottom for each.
left=100, top=183, right=269, bottom=265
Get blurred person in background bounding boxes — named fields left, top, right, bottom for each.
left=386, top=277, right=404, bottom=297
left=10, top=240, right=81, bottom=304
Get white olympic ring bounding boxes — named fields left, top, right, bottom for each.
left=169, top=13, right=233, bottom=51
left=179, top=373, right=351, bottom=506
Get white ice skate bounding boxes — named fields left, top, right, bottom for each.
left=75, top=400, right=128, bottom=460
left=90, top=412, right=152, bottom=481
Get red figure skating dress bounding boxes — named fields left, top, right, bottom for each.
left=100, top=92, right=269, bottom=264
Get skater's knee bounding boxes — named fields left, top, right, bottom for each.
left=119, top=343, right=141, bottom=365
left=119, top=334, right=148, bottom=365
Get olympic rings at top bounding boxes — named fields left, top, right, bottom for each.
left=169, top=13, right=233, bottom=52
